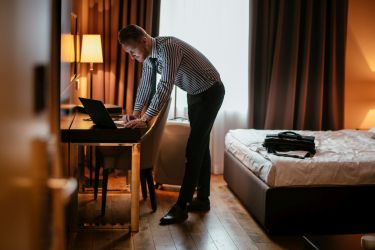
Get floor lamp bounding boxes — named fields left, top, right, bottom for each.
left=80, top=34, right=103, bottom=186
left=80, top=34, right=103, bottom=99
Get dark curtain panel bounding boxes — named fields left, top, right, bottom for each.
left=87, top=0, right=160, bottom=113
left=248, top=0, right=348, bottom=130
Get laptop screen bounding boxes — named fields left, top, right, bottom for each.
left=79, top=97, right=119, bottom=129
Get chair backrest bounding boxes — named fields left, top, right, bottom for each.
left=140, top=98, right=171, bottom=168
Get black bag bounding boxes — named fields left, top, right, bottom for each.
left=263, top=131, right=316, bottom=159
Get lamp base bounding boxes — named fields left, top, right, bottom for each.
left=76, top=103, right=122, bottom=114
left=103, top=104, right=122, bottom=114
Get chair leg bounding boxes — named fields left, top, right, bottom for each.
left=145, top=168, right=157, bottom=212
left=101, top=168, right=109, bottom=216
left=94, top=156, right=101, bottom=200
left=140, top=169, right=147, bottom=200
left=78, top=146, right=85, bottom=192
left=89, top=147, right=93, bottom=186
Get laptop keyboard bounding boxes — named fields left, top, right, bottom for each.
left=114, top=120, right=125, bottom=128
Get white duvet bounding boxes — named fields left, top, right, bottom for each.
left=225, top=129, right=375, bottom=187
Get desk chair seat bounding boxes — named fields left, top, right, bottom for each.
left=94, top=99, right=171, bottom=216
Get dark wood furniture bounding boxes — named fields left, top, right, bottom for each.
left=61, top=113, right=145, bottom=143
left=93, top=99, right=171, bottom=216
left=94, top=146, right=157, bottom=216
left=224, top=150, right=375, bottom=235
left=61, top=112, right=146, bottom=232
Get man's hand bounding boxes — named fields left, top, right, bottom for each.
left=124, top=118, right=147, bottom=128
left=122, top=114, right=137, bottom=123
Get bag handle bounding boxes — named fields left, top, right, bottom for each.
left=268, top=148, right=315, bottom=159
left=278, top=131, right=302, bottom=140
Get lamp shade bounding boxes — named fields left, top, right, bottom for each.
left=80, top=34, right=103, bottom=63
left=360, top=109, right=375, bottom=129
left=61, top=34, right=75, bottom=62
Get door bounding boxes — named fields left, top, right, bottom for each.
left=0, top=1, right=76, bottom=249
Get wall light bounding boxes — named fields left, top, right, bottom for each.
left=61, top=34, right=75, bottom=63
left=80, top=34, right=103, bottom=98
left=360, top=109, right=375, bottom=129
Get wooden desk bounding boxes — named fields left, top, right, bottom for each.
left=61, top=112, right=147, bottom=232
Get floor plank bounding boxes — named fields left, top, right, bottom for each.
left=69, top=174, right=313, bottom=250
left=168, top=224, right=196, bottom=250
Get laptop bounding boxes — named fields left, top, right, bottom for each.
left=79, top=97, right=125, bottom=129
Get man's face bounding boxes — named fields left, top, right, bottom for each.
left=122, top=39, right=148, bottom=62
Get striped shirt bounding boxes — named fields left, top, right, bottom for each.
left=134, top=36, right=221, bottom=118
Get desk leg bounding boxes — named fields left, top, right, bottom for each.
left=131, top=144, right=140, bottom=232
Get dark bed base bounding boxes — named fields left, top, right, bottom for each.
left=224, top=150, right=375, bottom=235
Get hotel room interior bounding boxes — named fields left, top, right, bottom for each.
left=1, top=0, right=375, bottom=249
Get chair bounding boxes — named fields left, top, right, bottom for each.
left=94, top=99, right=171, bottom=216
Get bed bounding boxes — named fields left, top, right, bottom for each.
left=224, top=129, right=375, bottom=234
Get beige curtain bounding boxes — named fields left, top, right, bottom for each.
left=81, top=0, right=160, bottom=113
left=249, top=0, right=348, bottom=130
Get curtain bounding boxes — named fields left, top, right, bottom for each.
left=249, top=0, right=348, bottom=130
left=84, top=0, right=160, bottom=113
left=159, top=0, right=249, bottom=174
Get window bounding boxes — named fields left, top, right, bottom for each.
left=159, top=0, right=249, bottom=119
left=159, top=0, right=249, bottom=173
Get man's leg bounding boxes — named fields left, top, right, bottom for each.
left=196, top=145, right=211, bottom=200
left=160, top=83, right=224, bottom=225
left=186, top=145, right=211, bottom=212
left=177, top=94, right=221, bottom=205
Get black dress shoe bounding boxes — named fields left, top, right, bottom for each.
left=159, top=204, right=188, bottom=225
left=187, top=197, right=210, bottom=212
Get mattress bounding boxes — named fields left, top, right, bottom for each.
left=225, top=129, right=375, bottom=187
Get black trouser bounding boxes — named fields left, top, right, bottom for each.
left=178, top=82, right=225, bottom=203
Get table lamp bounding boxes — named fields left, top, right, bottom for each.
left=80, top=34, right=103, bottom=99
left=360, top=109, right=375, bottom=129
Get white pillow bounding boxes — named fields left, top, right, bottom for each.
left=368, top=127, right=375, bottom=139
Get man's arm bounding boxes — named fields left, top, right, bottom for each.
left=122, top=62, right=152, bottom=124
left=133, top=61, right=154, bottom=116
left=143, top=42, right=183, bottom=120
left=124, top=42, right=182, bottom=128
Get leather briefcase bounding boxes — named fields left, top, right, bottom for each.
left=263, top=131, right=316, bottom=159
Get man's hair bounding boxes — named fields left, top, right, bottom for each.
left=118, top=24, right=147, bottom=44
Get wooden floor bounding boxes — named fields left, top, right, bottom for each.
left=69, top=175, right=313, bottom=250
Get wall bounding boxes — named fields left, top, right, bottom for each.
left=345, top=0, right=375, bottom=129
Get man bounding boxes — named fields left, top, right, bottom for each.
left=119, top=24, right=225, bottom=225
